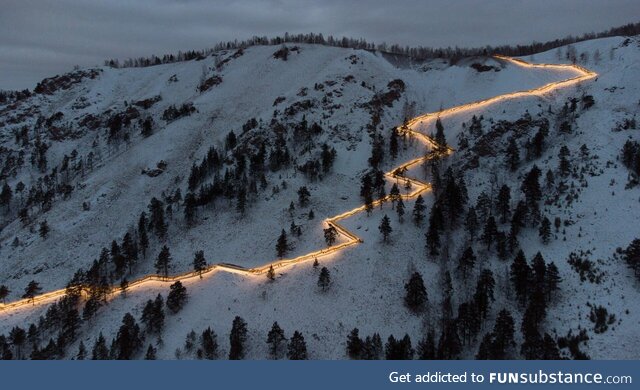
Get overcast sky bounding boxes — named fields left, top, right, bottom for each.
left=0, top=0, right=638, bottom=90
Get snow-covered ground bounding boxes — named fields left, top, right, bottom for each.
left=0, top=44, right=577, bottom=296
left=1, top=36, right=639, bottom=359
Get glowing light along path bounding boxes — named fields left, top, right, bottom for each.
left=0, top=56, right=596, bottom=314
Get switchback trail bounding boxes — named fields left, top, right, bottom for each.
left=0, top=55, right=596, bottom=314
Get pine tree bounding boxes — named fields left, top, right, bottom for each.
left=510, top=250, right=530, bottom=306
left=184, top=330, right=197, bottom=354
left=112, top=313, right=142, bottom=360
left=520, top=306, right=543, bottom=359
left=26, top=324, right=38, bottom=346
left=145, top=344, right=157, bottom=360
left=0, top=285, right=9, bottom=303
left=457, top=247, right=476, bottom=280
left=148, top=197, right=167, bottom=240
left=91, top=333, right=109, bottom=360
left=475, top=191, right=492, bottom=223
left=362, top=333, right=383, bottom=360
left=76, top=341, right=87, bottom=360
left=385, top=334, right=414, bottom=360
left=155, top=245, right=172, bottom=278
left=389, top=183, right=401, bottom=209
left=0, top=182, right=12, bottom=210
left=0, top=334, right=13, bottom=360
left=111, top=240, right=125, bottom=276
left=228, top=316, right=248, bottom=360
left=558, top=145, right=571, bottom=176
left=511, top=201, right=527, bottom=236
left=539, top=216, right=552, bottom=244
left=441, top=168, right=467, bottom=225
left=531, top=252, right=547, bottom=290
left=38, top=220, right=50, bottom=239
left=389, top=127, right=399, bottom=159
left=320, top=143, right=337, bottom=172
left=521, top=165, right=542, bottom=206
left=236, top=188, right=246, bottom=215
left=403, top=177, right=412, bottom=192
left=141, top=294, right=165, bottom=334
left=623, top=238, right=640, bottom=280
left=31, top=338, right=55, bottom=360
left=360, top=174, right=373, bottom=199
left=122, top=233, right=138, bottom=274
left=543, top=168, right=555, bottom=190
left=412, top=194, right=426, bottom=225
left=531, top=128, right=547, bottom=158
left=318, top=267, right=331, bottom=292
left=60, top=306, right=81, bottom=344
left=434, top=118, right=446, bottom=147
left=496, top=185, right=511, bottom=223
left=368, top=133, right=386, bottom=169
left=82, top=296, right=101, bottom=321
left=346, top=328, right=363, bottom=359
left=396, top=198, right=405, bottom=222
left=193, top=250, right=207, bottom=277
left=364, top=192, right=374, bottom=216
left=141, top=117, right=154, bottom=137
left=404, top=272, right=428, bottom=312
left=22, top=280, right=42, bottom=303
left=287, top=331, right=308, bottom=360
left=184, top=193, right=197, bottom=225
left=437, top=321, right=461, bottom=359
left=481, top=216, right=498, bottom=250
left=541, top=333, right=561, bottom=359
left=289, top=220, right=301, bottom=237
left=506, top=137, right=520, bottom=171
left=267, top=322, right=286, bottom=359
left=476, top=333, right=494, bottom=359
left=377, top=184, right=386, bottom=205
left=425, top=220, right=441, bottom=257
left=440, top=271, right=454, bottom=328
left=622, top=140, right=638, bottom=168
left=416, top=331, right=436, bottom=359
left=378, top=214, right=392, bottom=242
left=456, top=302, right=480, bottom=346
left=166, top=281, right=187, bottom=313
left=474, top=269, right=495, bottom=320
left=490, top=309, right=515, bottom=359
left=9, top=327, right=26, bottom=359
left=297, top=186, right=311, bottom=207
left=544, top=262, right=562, bottom=301
left=276, top=229, right=288, bottom=258
left=323, top=225, right=337, bottom=246
left=465, top=207, right=479, bottom=241
left=528, top=288, right=547, bottom=325
left=225, top=130, right=237, bottom=150
left=138, top=212, right=149, bottom=258
left=200, top=327, right=218, bottom=359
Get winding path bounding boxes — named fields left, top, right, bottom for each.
left=0, top=55, right=596, bottom=314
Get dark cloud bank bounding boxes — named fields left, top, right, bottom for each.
left=1, top=0, right=638, bottom=90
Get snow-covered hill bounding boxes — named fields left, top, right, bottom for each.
left=0, top=36, right=638, bottom=360
left=0, top=43, right=576, bottom=295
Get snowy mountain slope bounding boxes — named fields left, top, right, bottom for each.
left=0, top=36, right=639, bottom=360
left=0, top=44, right=576, bottom=297
left=411, top=35, right=640, bottom=359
